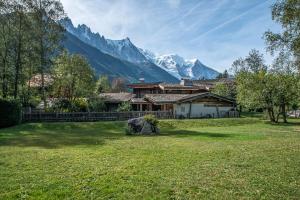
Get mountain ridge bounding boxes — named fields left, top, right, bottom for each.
left=63, top=32, right=179, bottom=83
left=61, top=17, right=220, bottom=81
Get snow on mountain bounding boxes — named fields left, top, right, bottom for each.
left=61, top=17, right=220, bottom=80
left=140, top=51, right=220, bottom=80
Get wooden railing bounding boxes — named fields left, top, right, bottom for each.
left=22, top=111, right=174, bottom=122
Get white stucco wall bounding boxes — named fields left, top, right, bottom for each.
left=174, top=103, right=233, bottom=118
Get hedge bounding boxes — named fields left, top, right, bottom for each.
left=0, top=99, right=21, bottom=128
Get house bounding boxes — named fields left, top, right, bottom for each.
left=173, top=93, right=236, bottom=118
left=99, top=78, right=237, bottom=118
left=127, top=78, right=210, bottom=97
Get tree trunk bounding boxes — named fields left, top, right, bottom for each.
left=2, top=51, right=8, bottom=98
left=40, top=39, right=47, bottom=110
left=267, top=107, right=276, bottom=123
left=13, top=13, right=23, bottom=99
left=281, top=104, right=287, bottom=123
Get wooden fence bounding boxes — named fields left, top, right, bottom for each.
left=22, top=111, right=174, bottom=122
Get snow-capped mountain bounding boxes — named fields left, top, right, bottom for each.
left=61, top=17, right=220, bottom=80
left=141, top=53, right=220, bottom=80
left=61, top=17, right=148, bottom=63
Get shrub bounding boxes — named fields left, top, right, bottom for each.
left=88, top=98, right=106, bottom=112
left=0, top=99, right=21, bottom=128
left=117, top=102, right=132, bottom=112
left=28, top=96, right=42, bottom=108
left=143, top=114, right=159, bottom=126
left=51, top=98, right=88, bottom=112
left=72, top=98, right=88, bottom=112
left=51, top=99, right=72, bottom=112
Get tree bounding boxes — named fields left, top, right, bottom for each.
left=232, top=49, right=299, bottom=123
left=216, top=70, right=229, bottom=79
left=111, top=77, right=127, bottom=92
left=95, top=75, right=111, bottom=94
left=264, top=0, right=300, bottom=71
left=0, top=0, right=14, bottom=98
left=52, top=51, right=96, bottom=100
left=231, top=50, right=267, bottom=75
left=212, top=82, right=236, bottom=99
left=25, top=0, right=65, bottom=109
left=262, top=0, right=300, bottom=121
left=0, top=0, right=32, bottom=100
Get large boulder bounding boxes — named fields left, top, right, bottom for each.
left=127, top=117, right=159, bottom=135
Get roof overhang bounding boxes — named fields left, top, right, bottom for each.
left=177, top=92, right=236, bottom=104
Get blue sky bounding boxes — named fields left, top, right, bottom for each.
left=60, top=0, right=282, bottom=72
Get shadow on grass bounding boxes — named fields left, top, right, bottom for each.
left=159, top=129, right=235, bottom=138
left=0, top=122, right=126, bottom=149
left=263, top=121, right=300, bottom=127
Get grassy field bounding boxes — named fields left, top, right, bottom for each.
left=0, top=116, right=299, bottom=199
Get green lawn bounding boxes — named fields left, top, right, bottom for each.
left=0, top=117, right=299, bottom=199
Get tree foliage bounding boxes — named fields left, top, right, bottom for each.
left=111, top=77, right=128, bottom=92
left=212, top=82, right=236, bottom=99
left=95, top=75, right=111, bottom=94
left=232, top=49, right=299, bottom=123
left=0, top=0, right=65, bottom=108
left=52, top=51, right=96, bottom=100
left=117, top=101, right=132, bottom=112
left=264, top=0, right=300, bottom=71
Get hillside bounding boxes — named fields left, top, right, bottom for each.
left=63, top=32, right=179, bottom=83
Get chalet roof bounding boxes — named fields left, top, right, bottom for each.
left=144, top=94, right=189, bottom=104
left=177, top=92, right=236, bottom=104
left=158, top=83, right=209, bottom=91
left=98, top=93, right=135, bottom=103
left=127, top=82, right=162, bottom=89
left=98, top=92, right=235, bottom=105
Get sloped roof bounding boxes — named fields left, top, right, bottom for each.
left=127, top=82, right=162, bottom=89
left=144, top=94, right=189, bottom=104
left=98, top=92, right=235, bottom=105
left=158, top=83, right=209, bottom=91
left=193, top=78, right=235, bottom=90
left=177, top=92, right=236, bottom=104
left=98, top=93, right=135, bottom=103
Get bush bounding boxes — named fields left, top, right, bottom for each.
left=51, top=98, right=88, bottom=112
left=72, top=98, right=88, bottom=112
left=0, top=99, right=21, bottom=128
left=51, top=99, right=72, bottom=112
left=143, top=114, right=159, bottom=126
left=117, top=102, right=132, bottom=112
left=28, top=96, right=42, bottom=108
left=88, top=98, right=106, bottom=112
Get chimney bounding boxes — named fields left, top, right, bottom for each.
left=139, top=78, right=145, bottom=83
left=180, top=78, right=193, bottom=86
